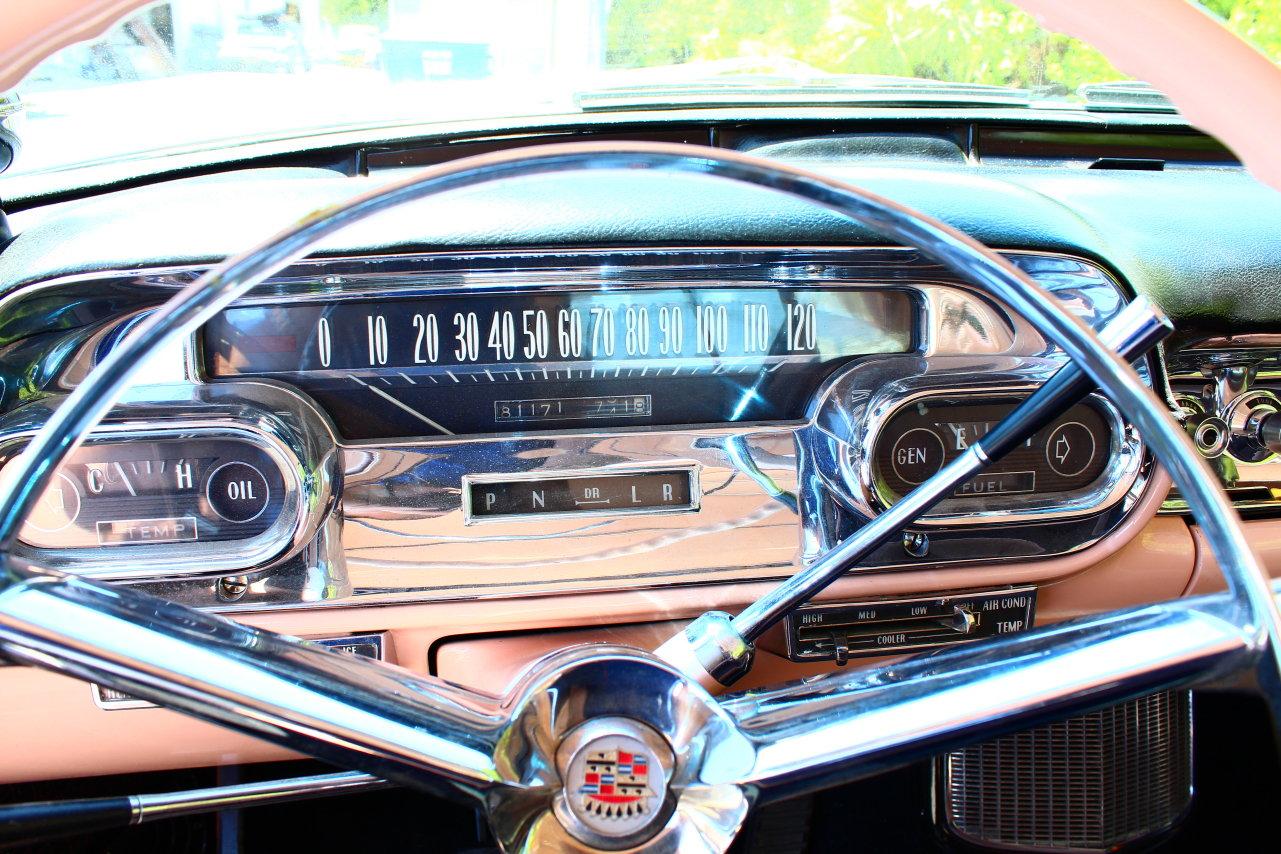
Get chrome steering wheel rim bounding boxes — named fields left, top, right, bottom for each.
left=0, top=142, right=1275, bottom=852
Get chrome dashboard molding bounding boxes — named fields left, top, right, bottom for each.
left=0, top=381, right=340, bottom=580
left=337, top=424, right=799, bottom=603
left=0, top=245, right=1140, bottom=600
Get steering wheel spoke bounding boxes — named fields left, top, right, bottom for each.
left=657, top=295, right=1173, bottom=689
left=722, top=592, right=1256, bottom=800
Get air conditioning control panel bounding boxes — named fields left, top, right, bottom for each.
left=779, top=588, right=1036, bottom=664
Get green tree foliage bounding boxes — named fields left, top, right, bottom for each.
left=604, top=0, right=1122, bottom=88
left=1203, top=0, right=1281, bottom=61
left=604, top=0, right=1281, bottom=91
left=320, top=0, right=387, bottom=27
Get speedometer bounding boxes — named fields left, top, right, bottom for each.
left=203, top=286, right=915, bottom=439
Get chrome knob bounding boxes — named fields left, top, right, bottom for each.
left=948, top=606, right=979, bottom=635
left=1185, top=413, right=1230, bottom=458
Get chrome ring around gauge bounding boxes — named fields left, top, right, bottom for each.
left=856, top=388, right=1139, bottom=526
left=0, top=380, right=339, bottom=580
left=0, top=142, right=1275, bottom=854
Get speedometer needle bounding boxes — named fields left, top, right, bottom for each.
left=347, top=375, right=454, bottom=435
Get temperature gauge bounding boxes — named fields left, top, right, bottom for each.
left=2, top=435, right=288, bottom=550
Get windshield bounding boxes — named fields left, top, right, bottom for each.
left=3, top=0, right=1276, bottom=177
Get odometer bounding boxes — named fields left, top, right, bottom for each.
left=204, top=286, right=915, bottom=439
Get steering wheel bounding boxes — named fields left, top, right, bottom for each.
left=0, top=142, right=1276, bottom=852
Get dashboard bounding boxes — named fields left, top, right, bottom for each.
left=3, top=119, right=1281, bottom=783
left=0, top=245, right=1143, bottom=601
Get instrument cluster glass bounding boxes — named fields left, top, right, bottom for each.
left=4, top=436, right=287, bottom=550
left=203, top=286, right=916, bottom=439
left=873, top=398, right=1113, bottom=506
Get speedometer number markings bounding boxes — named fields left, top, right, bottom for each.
left=366, top=314, right=388, bottom=365
left=412, top=313, right=439, bottom=363
left=317, top=317, right=332, bottom=367
left=205, top=287, right=914, bottom=438
left=453, top=311, right=480, bottom=361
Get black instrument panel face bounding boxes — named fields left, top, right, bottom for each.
left=8, top=436, right=287, bottom=549
left=873, top=399, right=1113, bottom=504
left=203, top=287, right=915, bottom=439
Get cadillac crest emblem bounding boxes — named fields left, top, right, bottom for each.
left=576, top=746, right=653, bottom=819
left=559, top=722, right=671, bottom=843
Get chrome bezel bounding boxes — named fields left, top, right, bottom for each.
left=850, top=387, right=1140, bottom=526
left=91, top=683, right=158, bottom=711
left=0, top=421, right=300, bottom=579
left=0, top=381, right=339, bottom=581
left=462, top=465, right=701, bottom=524
left=782, top=585, right=1038, bottom=661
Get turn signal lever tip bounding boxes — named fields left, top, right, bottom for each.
left=1254, top=408, right=1281, bottom=456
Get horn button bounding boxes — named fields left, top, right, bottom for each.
left=555, top=718, right=676, bottom=849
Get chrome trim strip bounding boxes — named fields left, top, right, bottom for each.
left=132, top=771, right=389, bottom=824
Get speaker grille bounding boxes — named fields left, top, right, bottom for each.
left=941, top=691, right=1192, bottom=851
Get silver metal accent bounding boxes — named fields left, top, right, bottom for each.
left=1163, top=359, right=1281, bottom=513
left=663, top=611, right=755, bottom=687
left=782, top=586, right=1035, bottom=661
left=832, top=291, right=1162, bottom=529
left=92, top=683, right=157, bottom=710
left=1189, top=413, right=1231, bottom=458
left=310, top=632, right=385, bottom=660
left=852, top=388, right=1140, bottom=527
left=92, top=631, right=384, bottom=709
left=491, top=645, right=753, bottom=853
left=3, top=247, right=1138, bottom=603
left=941, top=691, right=1193, bottom=851
left=332, top=426, right=797, bottom=606
left=131, top=770, right=389, bottom=824
left=1222, top=388, right=1279, bottom=463
left=0, top=143, right=1271, bottom=854
left=0, top=381, right=339, bottom=580
left=461, top=465, right=700, bottom=524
